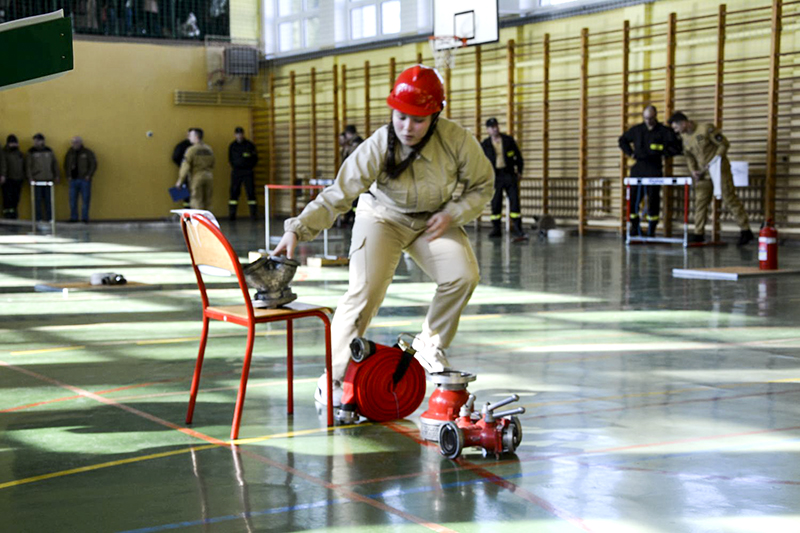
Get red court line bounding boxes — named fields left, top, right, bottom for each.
left=0, top=371, right=232, bottom=414
left=459, top=461, right=595, bottom=533
left=382, top=421, right=595, bottom=532
left=0, top=359, right=452, bottom=533
left=359, top=420, right=800, bottom=497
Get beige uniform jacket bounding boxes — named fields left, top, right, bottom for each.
left=682, top=123, right=730, bottom=174
left=26, top=147, right=60, bottom=182
left=178, top=142, right=215, bottom=185
left=286, top=118, right=494, bottom=242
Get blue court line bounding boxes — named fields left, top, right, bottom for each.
left=119, top=434, right=800, bottom=533
left=120, top=498, right=350, bottom=533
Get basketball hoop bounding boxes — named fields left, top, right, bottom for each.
left=428, top=36, right=468, bottom=71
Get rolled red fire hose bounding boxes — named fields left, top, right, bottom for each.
left=342, top=342, right=426, bottom=422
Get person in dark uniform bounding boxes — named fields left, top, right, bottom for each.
left=618, top=105, right=682, bottom=237
left=26, top=133, right=60, bottom=221
left=1, top=135, right=25, bottom=219
left=228, top=126, right=259, bottom=221
left=64, top=136, right=98, bottom=223
left=481, top=117, right=525, bottom=239
left=172, top=129, right=192, bottom=209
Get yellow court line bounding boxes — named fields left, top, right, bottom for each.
left=7, top=314, right=505, bottom=357
left=0, top=423, right=365, bottom=491
left=232, top=423, right=367, bottom=445
left=9, top=345, right=86, bottom=356
left=0, top=445, right=216, bottom=490
left=6, top=329, right=296, bottom=356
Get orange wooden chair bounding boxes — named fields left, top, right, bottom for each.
left=179, top=212, right=333, bottom=439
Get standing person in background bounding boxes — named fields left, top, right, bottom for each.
left=1, top=135, right=25, bottom=219
left=176, top=128, right=215, bottom=210
left=481, top=117, right=526, bottom=240
left=172, top=129, right=192, bottom=167
left=669, top=111, right=753, bottom=246
left=618, top=105, right=682, bottom=237
left=227, top=126, right=258, bottom=221
left=64, top=136, right=98, bottom=223
left=26, top=133, right=60, bottom=222
left=341, top=125, right=364, bottom=161
left=172, top=129, right=192, bottom=209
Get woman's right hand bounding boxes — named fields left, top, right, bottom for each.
left=271, top=231, right=298, bottom=259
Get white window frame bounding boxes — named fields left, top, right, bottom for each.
left=265, top=0, right=433, bottom=58
left=270, top=0, right=322, bottom=54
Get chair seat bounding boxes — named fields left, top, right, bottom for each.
left=206, top=301, right=332, bottom=322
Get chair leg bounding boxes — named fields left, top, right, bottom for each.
left=186, top=316, right=210, bottom=425
left=231, top=324, right=256, bottom=441
left=324, top=317, right=333, bottom=427
left=287, top=319, right=294, bottom=415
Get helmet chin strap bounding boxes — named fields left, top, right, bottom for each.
left=408, top=111, right=440, bottom=150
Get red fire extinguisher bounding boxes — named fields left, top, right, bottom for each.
left=759, top=220, right=778, bottom=271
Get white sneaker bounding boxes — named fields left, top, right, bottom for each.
left=314, top=373, right=343, bottom=407
left=410, top=337, right=451, bottom=374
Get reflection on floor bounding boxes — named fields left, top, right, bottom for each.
left=1, top=221, right=799, bottom=532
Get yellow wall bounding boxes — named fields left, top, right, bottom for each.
left=0, top=39, right=251, bottom=221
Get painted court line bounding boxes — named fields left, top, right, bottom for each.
left=0, top=370, right=235, bottom=413
left=0, top=425, right=364, bottom=491
left=0, top=359, right=451, bottom=532
left=382, top=421, right=595, bottom=532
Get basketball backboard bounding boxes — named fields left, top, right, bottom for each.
left=432, top=0, right=499, bottom=50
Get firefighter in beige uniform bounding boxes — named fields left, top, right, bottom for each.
left=176, top=128, right=215, bottom=210
left=272, top=66, right=494, bottom=405
left=669, top=111, right=753, bottom=246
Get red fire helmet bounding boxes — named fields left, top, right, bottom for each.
left=386, top=65, right=446, bottom=116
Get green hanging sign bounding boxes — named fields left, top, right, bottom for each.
left=0, top=11, right=74, bottom=91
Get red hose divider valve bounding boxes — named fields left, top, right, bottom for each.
left=437, top=394, right=525, bottom=460
left=336, top=336, right=427, bottom=424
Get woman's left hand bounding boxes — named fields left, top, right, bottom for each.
left=425, top=211, right=453, bottom=241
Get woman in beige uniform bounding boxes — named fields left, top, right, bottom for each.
left=271, top=65, right=494, bottom=405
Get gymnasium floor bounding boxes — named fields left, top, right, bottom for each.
left=1, top=221, right=799, bottom=533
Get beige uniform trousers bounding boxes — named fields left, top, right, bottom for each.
left=694, top=160, right=750, bottom=235
left=329, top=193, right=480, bottom=381
left=189, top=172, right=213, bottom=210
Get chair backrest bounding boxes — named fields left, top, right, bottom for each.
left=180, top=213, right=254, bottom=315
left=182, top=214, right=240, bottom=274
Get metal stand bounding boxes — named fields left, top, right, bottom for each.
left=624, top=177, right=691, bottom=248
left=30, top=181, right=56, bottom=236
left=263, top=184, right=344, bottom=262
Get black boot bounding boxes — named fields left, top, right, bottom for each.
left=249, top=204, right=258, bottom=221
left=688, top=233, right=705, bottom=244
left=737, top=229, right=754, bottom=246
left=488, top=219, right=502, bottom=238
left=511, top=218, right=528, bottom=241
left=629, top=218, right=642, bottom=237
left=647, top=220, right=658, bottom=237
left=229, top=204, right=237, bottom=221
